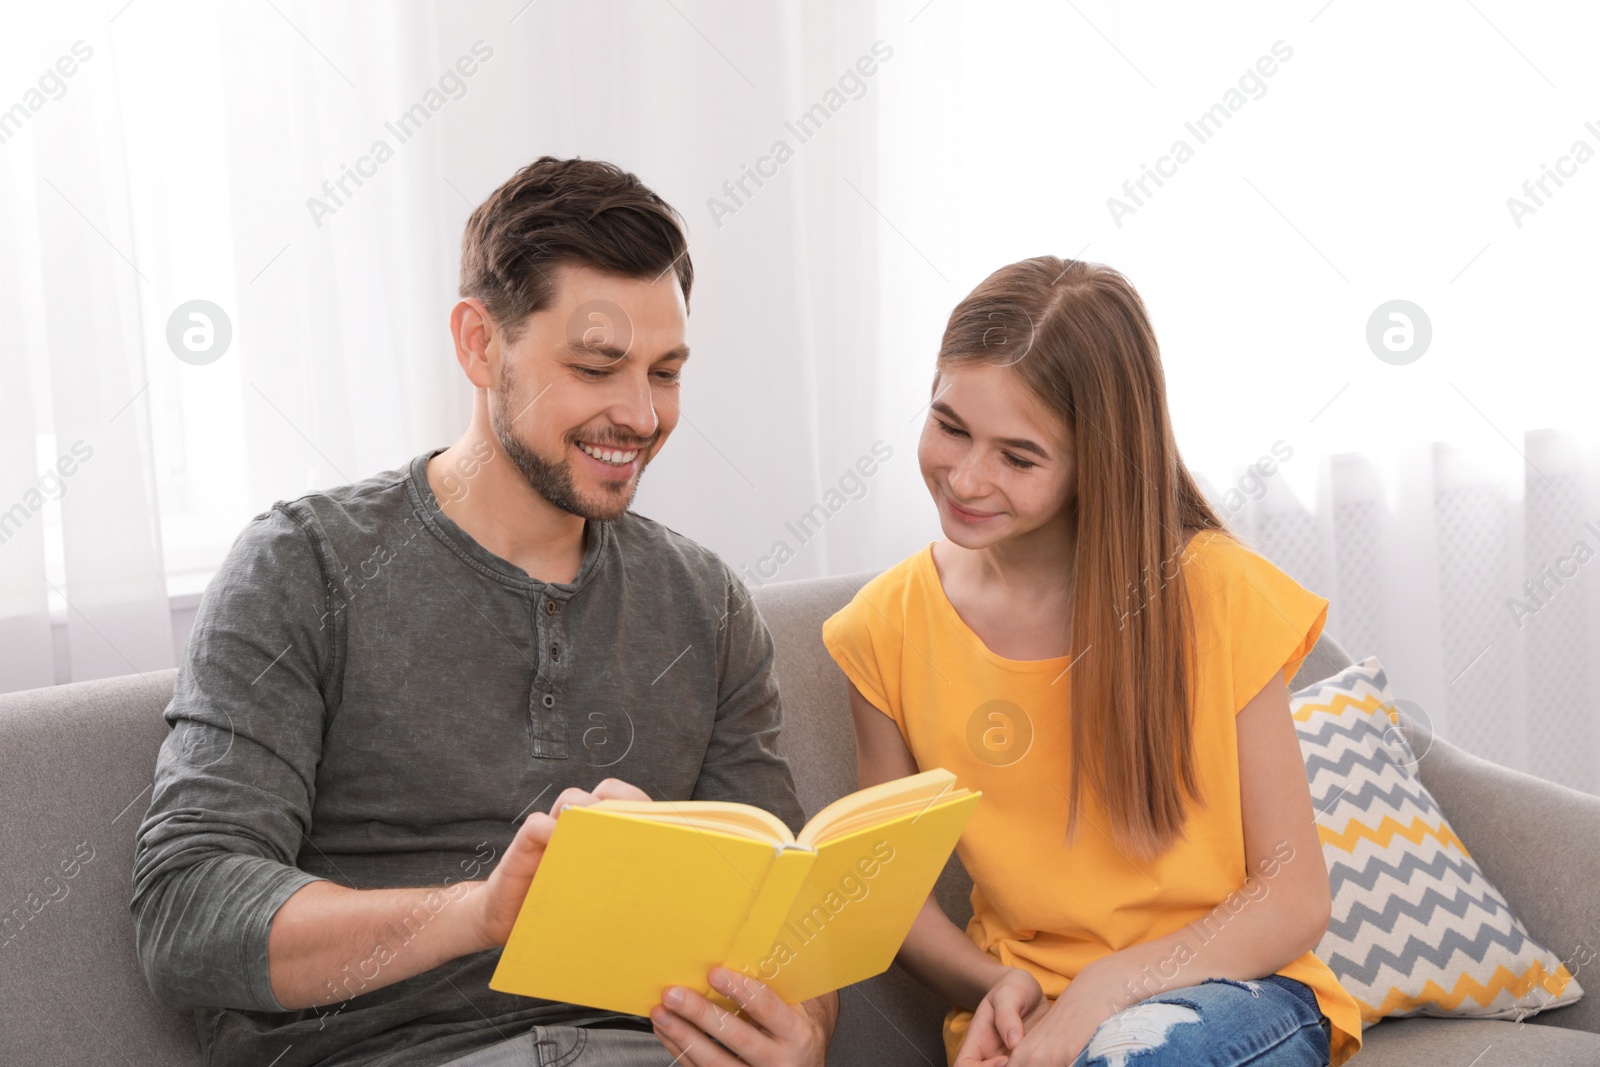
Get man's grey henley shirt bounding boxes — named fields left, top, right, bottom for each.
left=131, top=450, right=805, bottom=1067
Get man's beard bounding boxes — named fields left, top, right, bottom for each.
left=489, top=369, right=655, bottom=522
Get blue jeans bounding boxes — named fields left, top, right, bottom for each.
left=1069, top=975, right=1332, bottom=1067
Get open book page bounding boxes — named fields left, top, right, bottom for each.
left=724, top=787, right=980, bottom=1003
left=799, top=769, right=971, bottom=847
left=590, top=768, right=968, bottom=847
left=588, top=798, right=796, bottom=844
left=490, top=805, right=784, bottom=1015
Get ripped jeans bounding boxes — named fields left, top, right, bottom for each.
left=1068, top=975, right=1332, bottom=1067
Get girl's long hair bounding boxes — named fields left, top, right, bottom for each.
left=937, top=256, right=1227, bottom=862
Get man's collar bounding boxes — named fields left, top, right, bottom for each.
left=405, top=448, right=611, bottom=595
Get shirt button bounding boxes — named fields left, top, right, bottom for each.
left=545, top=600, right=558, bottom=615
left=542, top=693, right=555, bottom=708
left=550, top=645, right=560, bottom=661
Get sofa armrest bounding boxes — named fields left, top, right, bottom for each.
left=1401, top=712, right=1600, bottom=1034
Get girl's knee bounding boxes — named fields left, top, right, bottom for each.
left=1073, top=996, right=1206, bottom=1066
left=1072, top=977, right=1316, bottom=1067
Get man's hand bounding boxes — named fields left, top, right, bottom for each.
left=954, top=966, right=1049, bottom=1067
left=650, top=967, right=833, bottom=1066
left=465, top=777, right=650, bottom=950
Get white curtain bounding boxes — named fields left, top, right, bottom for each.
left=1, top=0, right=884, bottom=685
left=2, top=12, right=174, bottom=690
left=864, top=1, right=1600, bottom=795
left=4, top=1, right=1596, bottom=793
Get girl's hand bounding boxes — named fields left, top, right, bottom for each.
left=1002, top=961, right=1128, bottom=1067
left=954, top=967, right=1049, bottom=1066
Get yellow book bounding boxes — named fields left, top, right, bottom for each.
left=489, top=768, right=979, bottom=1017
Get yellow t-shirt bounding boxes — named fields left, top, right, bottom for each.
left=821, top=529, right=1363, bottom=1066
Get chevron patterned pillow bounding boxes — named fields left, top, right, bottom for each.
left=1292, top=656, right=1584, bottom=1028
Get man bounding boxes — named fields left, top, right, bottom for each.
left=132, top=157, right=837, bottom=1067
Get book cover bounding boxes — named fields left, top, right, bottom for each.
left=489, top=769, right=979, bottom=1016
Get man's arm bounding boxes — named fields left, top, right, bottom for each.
left=132, top=509, right=336, bottom=1011
left=266, top=881, right=487, bottom=1009
left=132, top=509, right=614, bottom=1011
left=691, top=568, right=805, bottom=832
left=265, top=778, right=648, bottom=1008
left=800, top=992, right=839, bottom=1041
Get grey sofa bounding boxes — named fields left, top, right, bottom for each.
left=2, top=571, right=1597, bottom=1066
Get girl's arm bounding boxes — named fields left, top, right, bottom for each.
left=847, top=681, right=1018, bottom=1011
left=1077, top=670, right=1332, bottom=1003
left=1003, top=672, right=1332, bottom=1063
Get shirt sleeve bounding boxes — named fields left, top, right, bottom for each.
left=130, top=506, right=335, bottom=1012
left=820, top=579, right=904, bottom=732
left=691, top=566, right=807, bottom=836
left=1215, top=535, right=1330, bottom=714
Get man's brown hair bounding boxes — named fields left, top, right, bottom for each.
left=460, top=156, right=693, bottom=342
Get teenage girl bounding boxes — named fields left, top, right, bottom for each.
left=822, top=258, right=1361, bottom=1067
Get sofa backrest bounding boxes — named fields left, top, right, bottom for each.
left=0, top=668, right=201, bottom=1067
left=0, top=570, right=1356, bottom=1067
